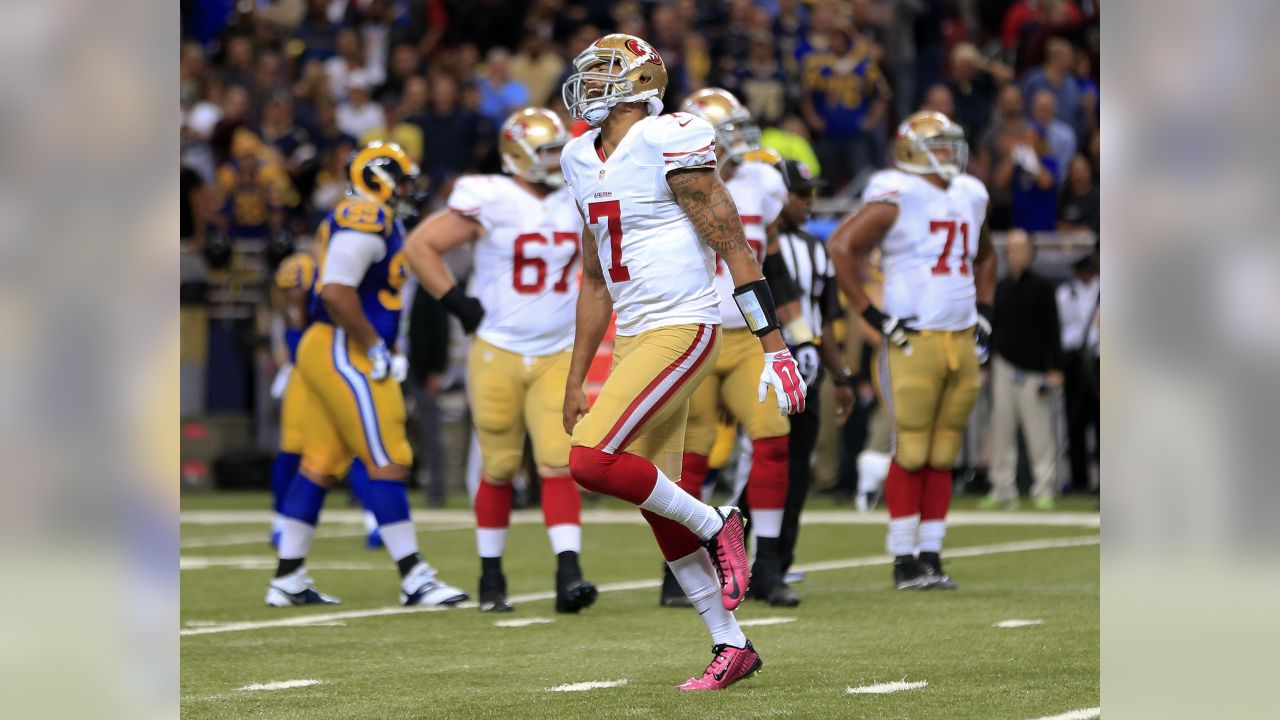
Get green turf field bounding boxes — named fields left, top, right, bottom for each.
left=181, top=492, right=1099, bottom=719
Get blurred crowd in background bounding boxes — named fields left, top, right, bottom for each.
left=179, top=0, right=1100, bottom=504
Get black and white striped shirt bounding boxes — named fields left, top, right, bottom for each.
left=777, top=226, right=838, bottom=337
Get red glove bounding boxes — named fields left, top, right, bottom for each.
left=758, top=349, right=807, bottom=415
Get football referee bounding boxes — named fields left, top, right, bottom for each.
left=772, top=160, right=856, bottom=604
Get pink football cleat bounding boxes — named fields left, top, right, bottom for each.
left=703, top=506, right=750, bottom=610
left=677, top=641, right=763, bottom=691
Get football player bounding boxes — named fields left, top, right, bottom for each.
left=403, top=107, right=597, bottom=614
left=559, top=34, right=805, bottom=690
left=828, top=112, right=996, bottom=590
left=668, top=88, right=814, bottom=607
left=265, top=141, right=468, bottom=607
left=270, top=248, right=383, bottom=551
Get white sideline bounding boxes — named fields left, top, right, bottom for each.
left=738, top=617, right=797, bottom=627
left=181, top=535, right=1098, bottom=637
left=237, top=679, right=322, bottom=692
left=994, top=619, right=1045, bottom=628
left=181, top=556, right=381, bottom=571
left=494, top=617, right=555, bottom=628
left=180, top=523, right=471, bottom=549
left=181, top=508, right=1100, bottom=528
left=1029, top=708, right=1099, bottom=720
left=847, top=680, right=928, bottom=694
left=547, top=679, right=628, bottom=692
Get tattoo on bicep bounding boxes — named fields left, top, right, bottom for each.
left=668, top=169, right=748, bottom=256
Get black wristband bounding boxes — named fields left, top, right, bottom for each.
left=861, top=304, right=887, bottom=329
left=977, top=303, right=994, bottom=323
left=440, top=286, right=468, bottom=314
left=732, top=279, right=781, bottom=337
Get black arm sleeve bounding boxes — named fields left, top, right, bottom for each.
left=762, top=252, right=801, bottom=306
left=820, top=275, right=840, bottom=325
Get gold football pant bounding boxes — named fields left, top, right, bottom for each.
left=683, top=327, right=790, bottom=455
left=467, top=337, right=573, bottom=479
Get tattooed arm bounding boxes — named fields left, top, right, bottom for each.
left=563, top=210, right=613, bottom=433
left=667, top=167, right=785, bottom=353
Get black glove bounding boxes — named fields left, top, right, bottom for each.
left=861, top=305, right=917, bottom=349
left=441, top=285, right=485, bottom=334
left=791, top=342, right=820, bottom=387
left=975, top=303, right=993, bottom=363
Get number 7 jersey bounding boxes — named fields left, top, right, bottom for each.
left=559, top=113, right=721, bottom=336
left=448, top=175, right=584, bottom=356
left=862, top=168, right=990, bottom=331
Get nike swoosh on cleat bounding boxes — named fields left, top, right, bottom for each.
left=727, top=574, right=741, bottom=600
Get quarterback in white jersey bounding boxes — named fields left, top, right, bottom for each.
left=557, top=33, right=805, bottom=691
left=403, top=107, right=597, bottom=616
left=829, top=111, right=997, bottom=592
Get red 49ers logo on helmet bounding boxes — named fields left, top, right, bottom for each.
left=625, top=38, right=663, bottom=66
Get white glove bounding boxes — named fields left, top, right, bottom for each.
left=390, top=353, right=410, bottom=383
left=758, top=349, right=808, bottom=415
left=270, top=363, right=292, bottom=400
left=367, top=340, right=392, bottom=381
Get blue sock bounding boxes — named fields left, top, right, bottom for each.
left=281, top=474, right=328, bottom=526
left=348, top=459, right=375, bottom=514
left=270, top=452, right=301, bottom=516
left=363, top=475, right=412, bottom=526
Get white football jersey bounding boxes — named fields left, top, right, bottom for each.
left=448, top=174, right=583, bottom=356
left=716, top=160, right=787, bottom=329
left=560, top=113, right=721, bottom=336
left=862, top=169, right=990, bottom=331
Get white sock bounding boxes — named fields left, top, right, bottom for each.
left=546, top=524, right=581, bottom=555
left=639, top=468, right=723, bottom=541
left=887, top=514, right=920, bottom=556
left=363, top=510, right=378, bottom=534
left=476, top=527, right=508, bottom=558
left=752, top=508, right=784, bottom=539
left=669, top=549, right=747, bottom=648
left=379, top=520, right=419, bottom=561
left=279, top=518, right=316, bottom=560
left=918, top=520, right=946, bottom=553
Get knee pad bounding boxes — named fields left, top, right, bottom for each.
left=484, top=451, right=523, bottom=483
left=928, top=429, right=963, bottom=470
left=894, top=432, right=930, bottom=472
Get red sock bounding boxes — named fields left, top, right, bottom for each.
left=568, top=445, right=660, bottom=505
left=475, top=477, right=513, bottom=529
left=680, top=452, right=709, bottom=498
left=540, top=474, right=581, bottom=527
left=746, top=436, right=789, bottom=511
left=884, top=462, right=925, bottom=519
left=921, top=467, right=954, bottom=521
left=642, top=509, right=703, bottom=561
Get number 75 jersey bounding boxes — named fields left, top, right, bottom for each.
left=448, top=175, right=584, bottom=356
left=862, top=168, right=990, bottom=331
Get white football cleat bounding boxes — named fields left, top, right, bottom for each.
left=400, top=563, right=469, bottom=607
left=265, top=567, right=342, bottom=607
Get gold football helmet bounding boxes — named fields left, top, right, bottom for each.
left=680, top=87, right=761, bottom=160
left=499, top=107, right=571, bottom=188
left=562, top=33, right=668, bottom=126
left=347, top=141, right=420, bottom=205
left=893, top=111, right=968, bottom=180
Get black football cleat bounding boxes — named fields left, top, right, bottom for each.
left=893, top=555, right=938, bottom=591
left=555, top=570, right=598, bottom=613
left=917, top=552, right=957, bottom=590
left=766, top=581, right=801, bottom=607
left=660, top=564, right=692, bottom=607
left=478, top=569, right=513, bottom=613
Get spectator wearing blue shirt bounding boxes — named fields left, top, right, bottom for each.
left=1030, top=89, right=1076, bottom=185
left=994, top=125, right=1059, bottom=232
left=1021, top=38, right=1082, bottom=136
left=475, top=48, right=530, bottom=128
left=799, top=27, right=890, bottom=193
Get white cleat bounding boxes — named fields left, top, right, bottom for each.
left=265, top=568, right=342, bottom=607
left=400, top=563, right=469, bottom=607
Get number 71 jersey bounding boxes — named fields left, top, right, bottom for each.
left=448, top=175, right=584, bottom=356
left=862, top=168, right=990, bottom=331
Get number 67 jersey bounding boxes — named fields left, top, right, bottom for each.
left=448, top=175, right=584, bottom=356
left=862, top=168, right=990, bottom=331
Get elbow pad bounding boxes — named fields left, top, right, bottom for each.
left=761, top=252, right=800, bottom=305
left=733, top=279, right=781, bottom=337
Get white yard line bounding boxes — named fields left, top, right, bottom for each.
left=181, top=556, right=382, bottom=571
left=237, top=679, right=323, bottom=692
left=494, top=617, right=555, bottom=628
left=847, top=680, right=928, bottom=694
left=546, top=679, right=628, bottom=692
left=738, top=617, right=798, bottom=627
left=1029, top=708, right=1100, bottom=720
left=180, top=524, right=471, bottom=549
left=181, top=508, right=1099, bottom=528
left=994, top=619, right=1045, bottom=628
left=181, top=535, right=1098, bottom=637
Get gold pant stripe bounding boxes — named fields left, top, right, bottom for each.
left=599, top=324, right=719, bottom=453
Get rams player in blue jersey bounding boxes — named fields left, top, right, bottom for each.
left=270, top=250, right=383, bottom=551
left=266, top=142, right=467, bottom=607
